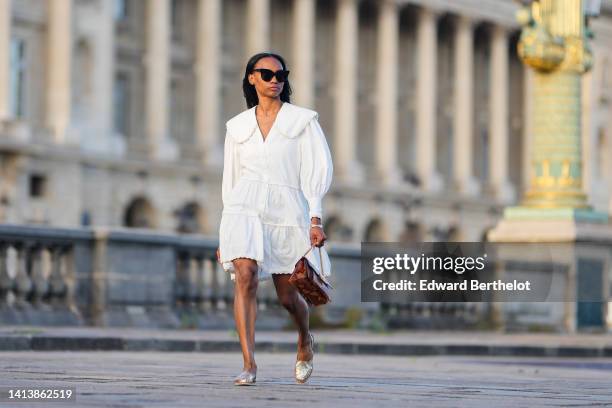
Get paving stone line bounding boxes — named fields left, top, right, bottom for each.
left=1, top=335, right=611, bottom=358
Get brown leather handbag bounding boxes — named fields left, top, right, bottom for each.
left=289, top=245, right=333, bottom=306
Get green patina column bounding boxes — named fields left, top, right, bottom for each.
left=487, top=1, right=609, bottom=334
left=505, top=0, right=607, bottom=222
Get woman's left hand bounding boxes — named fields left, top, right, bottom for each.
left=310, top=226, right=327, bottom=247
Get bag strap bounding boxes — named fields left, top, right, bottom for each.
left=300, top=244, right=315, bottom=259
left=318, top=246, right=324, bottom=276
left=317, top=246, right=332, bottom=287
left=301, top=244, right=332, bottom=287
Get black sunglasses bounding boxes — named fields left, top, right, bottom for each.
left=252, top=68, right=290, bottom=83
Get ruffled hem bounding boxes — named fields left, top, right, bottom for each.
left=226, top=266, right=297, bottom=283
left=219, top=212, right=329, bottom=282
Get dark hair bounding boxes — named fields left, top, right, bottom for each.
left=242, top=52, right=292, bottom=109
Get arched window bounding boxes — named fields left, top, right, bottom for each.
left=175, top=202, right=205, bottom=233
left=399, top=221, right=423, bottom=243
left=364, top=218, right=388, bottom=242
left=323, top=215, right=352, bottom=242
left=123, top=197, right=157, bottom=228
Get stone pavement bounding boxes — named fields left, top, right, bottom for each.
left=1, top=326, right=612, bottom=357
left=1, top=351, right=611, bottom=407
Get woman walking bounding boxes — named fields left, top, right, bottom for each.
left=216, top=52, right=333, bottom=385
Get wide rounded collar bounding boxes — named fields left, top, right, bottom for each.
left=226, top=102, right=318, bottom=143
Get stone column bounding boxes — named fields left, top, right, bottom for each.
left=145, top=0, right=177, bottom=160
left=522, top=65, right=533, bottom=192
left=415, top=7, right=442, bottom=192
left=453, top=15, right=479, bottom=196
left=375, top=0, right=402, bottom=186
left=195, top=0, right=223, bottom=167
left=292, top=0, right=315, bottom=108
left=0, top=0, right=10, bottom=121
left=94, top=0, right=119, bottom=153
left=489, top=25, right=515, bottom=202
left=246, top=0, right=270, bottom=57
left=46, top=0, right=72, bottom=143
left=334, top=0, right=363, bottom=184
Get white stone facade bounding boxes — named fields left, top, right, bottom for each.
left=0, top=0, right=611, bottom=243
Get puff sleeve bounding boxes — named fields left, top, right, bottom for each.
left=221, top=129, right=241, bottom=207
left=299, top=116, right=334, bottom=221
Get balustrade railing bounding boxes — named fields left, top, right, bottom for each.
left=0, top=224, right=495, bottom=329
left=0, top=225, right=86, bottom=325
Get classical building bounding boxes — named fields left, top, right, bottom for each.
left=1, top=0, right=612, bottom=245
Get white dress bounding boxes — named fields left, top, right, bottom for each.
left=218, top=101, right=333, bottom=282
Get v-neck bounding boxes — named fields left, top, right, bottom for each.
left=254, top=102, right=284, bottom=143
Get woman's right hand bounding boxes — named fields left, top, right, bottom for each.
left=310, top=226, right=327, bottom=247
left=216, top=247, right=221, bottom=264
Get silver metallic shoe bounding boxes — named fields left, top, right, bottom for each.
left=233, top=370, right=256, bottom=386
left=295, top=332, right=314, bottom=384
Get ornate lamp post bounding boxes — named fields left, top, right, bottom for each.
left=486, top=1, right=611, bottom=334
left=503, top=0, right=607, bottom=221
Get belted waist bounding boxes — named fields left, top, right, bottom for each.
left=239, top=176, right=300, bottom=190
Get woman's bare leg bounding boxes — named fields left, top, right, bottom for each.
left=272, top=274, right=313, bottom=361
left=232, top=258, right=259, bottom=373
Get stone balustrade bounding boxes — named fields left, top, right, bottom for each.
left=0, top=224, right=494, bottom=329
left=0, top=224, right=85, bottom=326
left=0, top=224, right=364, bottom=329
